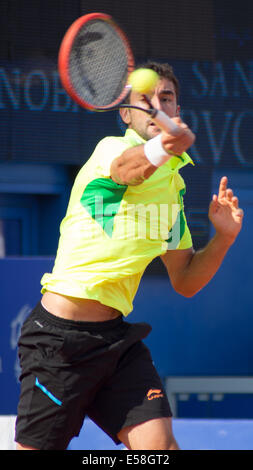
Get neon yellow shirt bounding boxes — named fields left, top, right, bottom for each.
left=41, top=129, right=193, bottom=316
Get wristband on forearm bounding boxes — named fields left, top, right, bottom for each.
left=144, top=134, right=173, bottom=167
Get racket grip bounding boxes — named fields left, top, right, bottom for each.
left=151, top=110, right=181, bottom=136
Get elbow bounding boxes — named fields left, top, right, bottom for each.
left=172, top=282, right=200, bottom=298
left=110, top=155, right=155, bottom=186
left=111, top=162, right=139, bottom=186
left=180, top=290, right=197, bottom=299
left=175, top=289, right=195, bottom=299
left=169, top=256, right=199, bottom=298
left=110, top=162, right=127, bottom=185
left=112, top=168, right=147, bottom=186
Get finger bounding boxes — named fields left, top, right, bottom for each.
left=209, top=194, right=218, bottom=213
left=236, top=208, right=244, bottom=217
left=171, top=117, right=189, bottom=131
left=232, top=196, right=239, bottom=209
left=163, top=128, right=195, bottom=154
left=172, top=116, right=183, bottom=125
left=218, top=176, right=228, bottom=199
left=235, top=208, right=244, bottom=221
left=226, top=188, right=234, bottom=201
left=179, top=129, right=196, bottom=147
left=213, top=194, right=220, bottom=208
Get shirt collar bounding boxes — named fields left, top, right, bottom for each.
left=125, top=128, right=146, bottom=145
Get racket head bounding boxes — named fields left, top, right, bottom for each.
left=58, top=13, right=135, bottom=110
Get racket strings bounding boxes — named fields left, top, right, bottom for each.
left=69, top=20, right=128, bottom=107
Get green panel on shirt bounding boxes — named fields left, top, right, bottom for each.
left=80, top=178, right=128, bottom=237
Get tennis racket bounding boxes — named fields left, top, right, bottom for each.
left=58, top=12, right=180, bottom=135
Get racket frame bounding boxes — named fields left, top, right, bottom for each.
left=58, top=12, right=135, bottom=110
left=58, top=13, right=180, bottom=135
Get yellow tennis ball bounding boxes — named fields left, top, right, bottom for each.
left=128, top=68, right=159, bottom=94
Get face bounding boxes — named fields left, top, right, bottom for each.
left=120, top=77, right=180, bottom=141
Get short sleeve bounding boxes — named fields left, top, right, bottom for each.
left=92, top=137, right=131, bottom=178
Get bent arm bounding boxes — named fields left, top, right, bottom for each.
left=161, top=235, right=231, bottom=298
left=110, top=144, right=156, bottom=185
left=110, top=119, right=195, bottom=186
left=161, top=177, right=244, bottom=297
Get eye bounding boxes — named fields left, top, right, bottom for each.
left=138, top=96, right=150, bottom=107
left=161, top=96, right=172, bottom=103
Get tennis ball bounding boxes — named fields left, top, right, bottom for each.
left=128, top=68, right=159, bottom=94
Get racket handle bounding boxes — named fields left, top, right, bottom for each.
left=151, top=110, right=181, bottom=136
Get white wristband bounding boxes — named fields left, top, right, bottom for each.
left=144, top=134, right=172, bottom=167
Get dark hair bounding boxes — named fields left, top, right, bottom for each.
left=135, top=61, right=180, bottom=103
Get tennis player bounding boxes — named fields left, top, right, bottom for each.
left=15, top=62, right=243, bottom=450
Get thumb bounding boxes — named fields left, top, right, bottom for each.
left=209, top=194, right=219, bottom=215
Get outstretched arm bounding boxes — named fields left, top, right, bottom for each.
left=161, top=177, right=244, bottom=297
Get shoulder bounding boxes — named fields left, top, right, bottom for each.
left=86, top=134, right=132, bottom=179
left=95, top=135, right=130, bottom=153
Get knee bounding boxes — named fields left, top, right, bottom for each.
left=167, top=434, right=180, bottom=450
left=117, top=418, right=180, bottom=450
left=148, top=432, right=179, bottom=450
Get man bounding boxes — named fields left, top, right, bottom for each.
left=15, top=62, right=243, bottom=450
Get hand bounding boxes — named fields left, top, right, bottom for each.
left=161, top=117, right=195, bottom=156
left=209, top=176, right=244, bottom=245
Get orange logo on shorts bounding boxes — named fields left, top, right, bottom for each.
left=147, top=389, right=164, bottom=400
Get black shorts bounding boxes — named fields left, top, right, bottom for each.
left=15, top=302, right=172, bottom=450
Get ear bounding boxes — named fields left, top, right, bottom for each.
left=176, top=105, right=181, bottom=117
left=119, top=107, right=131, bottom=125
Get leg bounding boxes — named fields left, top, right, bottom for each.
left=88, top=338, right=177, bottom=449
left=117, top=417, right=180, bottom=450
left=15, top=304, right=89, bottom=451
